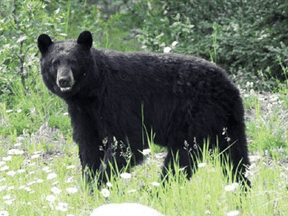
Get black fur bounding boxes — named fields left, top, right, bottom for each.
left=38, top=31, right=250, bottom=187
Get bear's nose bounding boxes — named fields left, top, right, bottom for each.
left=58, top=77, right=73, bottom=92
left=58, top=77, right=71, bottom=87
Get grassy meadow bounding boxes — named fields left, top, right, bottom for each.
left=1, top=0, right=288, bottom=215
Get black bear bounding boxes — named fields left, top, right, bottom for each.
left=37, top=31, right=250, bottom=187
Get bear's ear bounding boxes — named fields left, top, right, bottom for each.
left=77, top=31, right=93, bottom=50
left=38, top=34, right=53, bottom=54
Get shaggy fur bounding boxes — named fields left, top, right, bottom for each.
left=38, top=31, right=250, bottom=186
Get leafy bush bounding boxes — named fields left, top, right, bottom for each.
left=136, top=0, right=288, bottom=81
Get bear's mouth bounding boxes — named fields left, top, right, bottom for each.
left=60, top=86, right=72, bottom=92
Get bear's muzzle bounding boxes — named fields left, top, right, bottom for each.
left=56, top=67, right=75, bottom=92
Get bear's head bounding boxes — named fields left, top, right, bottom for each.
left=38, top=31, right=94, bottom=98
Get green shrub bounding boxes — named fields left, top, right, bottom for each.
left=136, top=0, right=288, bottom=81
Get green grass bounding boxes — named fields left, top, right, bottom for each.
left=243, top=93, right=288, bottom=153
left=1, top=141, right=288, bottom=215
left=0, top=76, right=70, bottom=137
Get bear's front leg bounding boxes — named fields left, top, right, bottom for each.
left=77, top=136, right=104, bottom=182
left=68, top=104, right=105, bottom=182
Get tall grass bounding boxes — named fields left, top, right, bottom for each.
left=1, top=138, right=288, bottom=215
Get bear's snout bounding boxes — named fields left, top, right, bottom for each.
left=58, top=77, right=72, bottom=92
left=56, top=68, right=75, bottom=92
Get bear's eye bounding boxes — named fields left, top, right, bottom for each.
left=69, top=59, right=77, bottom=67
left=52, top=60, right=60, bottom=69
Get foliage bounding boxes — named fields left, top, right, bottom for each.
left=136, top=0, right=288, bottom=81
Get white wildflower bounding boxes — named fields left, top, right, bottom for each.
left=4, top=200, right=13, bottom=205
left=66, top=165, right=76, bottom=169
left=51, top=187, right=61, bottom=195
left=55, top=202, right=68, bottom=212
left=147, top=1, right=152, bottom=10
left=66, top=187, right=78, bottom=194
left=0, top=186, right=7, bottom=192
left=106, top=182, right=113, bottom=188
left=7, top=186, right=14, bottom=191
left=31, top=154, right=40, bottom=159
left=0, top=210, right=9, bottom=216
left=205, top=210, right=211, bottom=215
left=225, top=182, right=239, bottom=192
left=171, top=41, right=178, bottom=47
left=17, top=169, right=25, bottom=174
left=28, top=162, right=36, bottom=167
left=18, top=185, right=32, bottom=192
left=14, top=142, right=22, bottom=147
left=163, top=47, right=171, bottom=53
left=6, top=171, right=16, bottom=177
left=151, top=182, right=160, bottom=187
left=198, top=163, right=206, bottom=168
left=46, top=195, right=56, bottom=203
left=120, top=172, right=132, bottom=179
left=2, top=156, right=12, bottom=161
left=127, top=189, right=137, bottom=194
left=3, top=195, right=11, bottom=200
left=142, top=149, right=151, bottom=156
left=36, top=178, right=44, bottom=183
left=27, top=181, right=36, bottom=186
left=60, top=34, right=68, bottom=37
left=0, top=166, right=9, bottom=171
left=47, top=173, right=57, bottom=180
left=7, top=149, right=24, bottom=155
left=52, top=181, right=58, bottom=185
left=248, top=154, right=261, bottom=163
left=54, top=8, right=60, bottom=14
left=280, top=172, right=287, bottom=179
left=250, top=89, right=255, bottom=95
left=65, top=176, right=73, bottom=183
left=42, top=166, right=50, bottom=172
left=101, top=188, right=110, bottom=198
left=226, top=210, right=240, bottom=216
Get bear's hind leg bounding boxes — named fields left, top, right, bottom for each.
left=161, top=146, right=198, bottom=181
left=220, top=117, right=251, bottom=188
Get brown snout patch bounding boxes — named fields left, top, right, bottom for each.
left=56, top=67, right=75, bottom=92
